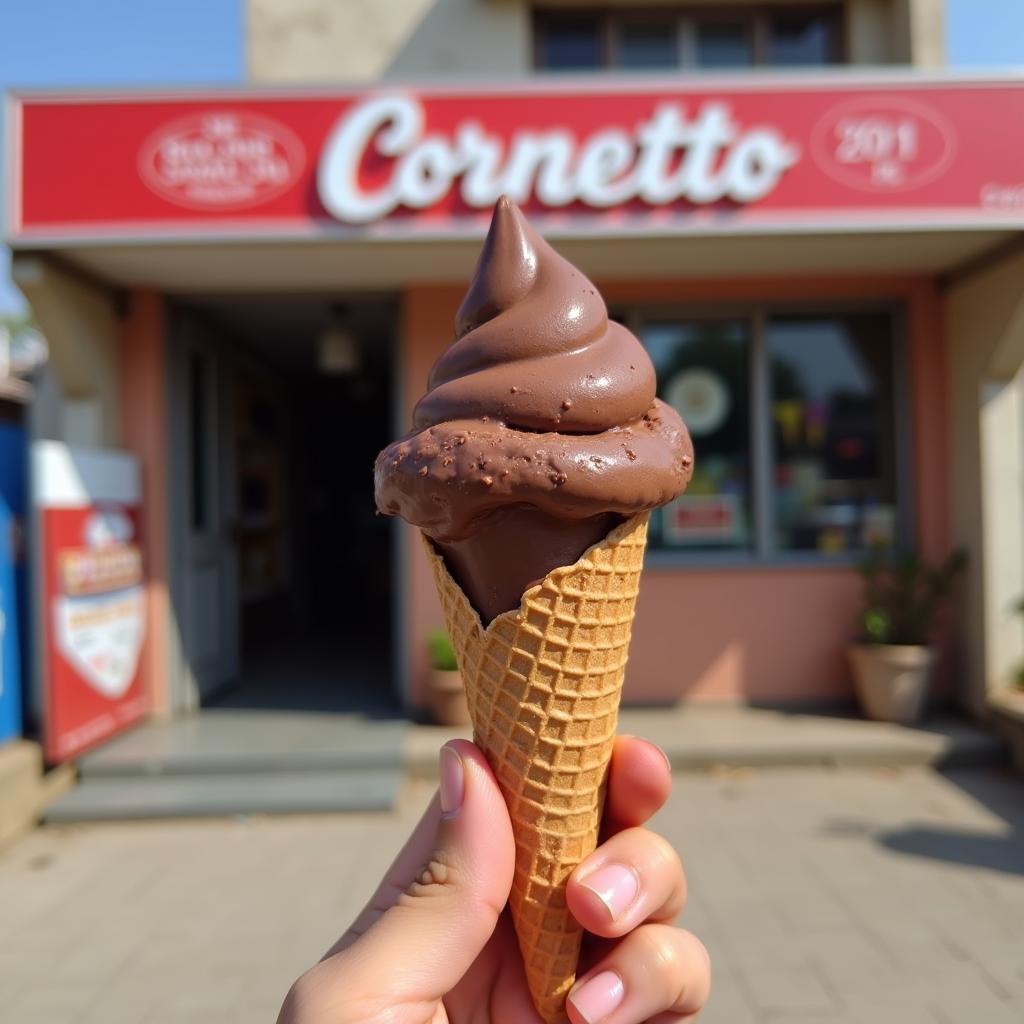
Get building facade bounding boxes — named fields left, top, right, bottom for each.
left=7, top=0, right=1024, bottom=756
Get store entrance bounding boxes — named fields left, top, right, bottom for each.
left=171, top=295, right=398, bottom=715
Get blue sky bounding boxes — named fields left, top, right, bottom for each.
left=0, top=0, right=1021, bottom=316
left=947, top=0, right=1024, bottom=66
left=0, top=0, right=243, bottom=315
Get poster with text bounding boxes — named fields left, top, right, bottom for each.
left=34, top=443, right=148, bottom=762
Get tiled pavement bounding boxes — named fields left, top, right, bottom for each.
left=1, top=764, right=1022, bottom=1023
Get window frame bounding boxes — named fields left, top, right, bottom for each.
left=686, top=8, right=758, bottom=70
left=532, top=4, right=846, bottom=71
left=759, top=3, right=846, bottom=67
left=617, top=299, right=912, bottom=570
left=614, top=9, right=686, bottom=70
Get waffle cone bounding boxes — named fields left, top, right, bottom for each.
left=424, top=512, right=650, bottom=1023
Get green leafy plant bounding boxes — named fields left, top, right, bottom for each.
left=857, top=547, right=966, bottom=646
left=427, top=629, right=459, bottom=672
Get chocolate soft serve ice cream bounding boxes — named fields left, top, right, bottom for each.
left=375, top=196, right=693, bottom=621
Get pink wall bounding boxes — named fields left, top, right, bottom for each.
left=403, top=287, right=462, bottom=709
left=118, top=290, right=170, bottom=716
left=401, top=277, right=951, bottom=708
left=628, top=567, right=861, bottom=702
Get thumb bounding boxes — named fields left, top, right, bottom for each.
left=326, top=741, right=514, bottom=1009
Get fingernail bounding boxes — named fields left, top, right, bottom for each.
left=578, top=863, right=640, bottom=921
left=569, top=970, right=625, bottom=1024
left=651, top=741, right=672, bottom=774
left=439, top=745, right=464, bottom=818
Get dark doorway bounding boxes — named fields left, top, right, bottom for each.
left=185, top=295, right=399, bottom=716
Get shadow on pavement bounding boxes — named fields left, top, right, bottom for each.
left=826, top=767, right=1024, bottom=876
left=878, top=823, right=1024, bottom=876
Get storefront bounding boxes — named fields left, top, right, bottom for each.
left=6, top=75, right=1024, bottom=753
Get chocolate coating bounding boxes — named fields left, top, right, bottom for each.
left=439, top=508, right=622, bottom=626
left=376, top=406, right=690, bottom=542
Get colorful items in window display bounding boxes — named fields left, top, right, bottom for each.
left=641, top=310, right=898, bottom=557
left=769, top=313, right=897, bottom=554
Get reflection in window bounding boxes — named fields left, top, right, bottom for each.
left=768, top=314, right=896, bottom=553
left=618, top=21, right=677, bottom=69
left=642, top=321, right=752, bottom=552
left=696, top=22, right=753, bottom=68
left=768, top=12, right=837, bottom=66
left=537, top=16, right=603, bottom=70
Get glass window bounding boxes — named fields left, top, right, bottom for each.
left=695, top=21, right=753, bottom=68
left=768, top=11, right=837, bottom=66
left=537, top=16, right=603, bottom=70
left=534, top=5, right=844, bottom=72
left=642, top=320, right=753, bottom=552
left=768, top=313, right=897, bottom=554
left=618, top=20, right=678, bottom=69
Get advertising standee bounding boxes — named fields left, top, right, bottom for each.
left=34, top=443, right=149, bottom=763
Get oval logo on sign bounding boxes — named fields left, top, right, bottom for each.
left=139, top=112, right=305, bottom=210
left=810, top=96, right=956, bottom=193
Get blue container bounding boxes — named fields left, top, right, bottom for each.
left=0, top=422, right=27, bottom=744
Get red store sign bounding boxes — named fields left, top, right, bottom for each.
left=8, top=77, right=1024, bottom=240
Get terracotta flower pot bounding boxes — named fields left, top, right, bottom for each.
left=848, top=643, right=935, bottom=724
left=428, top=668, right=471, bottom=727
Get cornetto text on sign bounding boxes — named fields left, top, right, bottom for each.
left=317, top=94, right=801, bottom=224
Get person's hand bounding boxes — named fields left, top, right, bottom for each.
left=278, top=736, right=710, bottom=1024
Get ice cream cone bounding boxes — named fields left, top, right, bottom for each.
left=423, top=512, right=650, bottom=1024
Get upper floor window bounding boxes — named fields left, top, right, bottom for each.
left=534, top=5, right=843, bottom=71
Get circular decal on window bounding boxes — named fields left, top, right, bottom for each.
left=665, top=369, right=730, bottom=437
left=139, top=111, right=306, bottom=210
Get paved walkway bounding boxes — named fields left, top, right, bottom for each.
left=2, top=765, right=1022, bottom=1024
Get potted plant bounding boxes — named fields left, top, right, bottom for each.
left=426, top=629, right=471, bottom=727
left=848, top=547, right=966, bottom=723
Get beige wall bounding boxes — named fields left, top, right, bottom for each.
left=947, top=252, right=1024, bottom=713
left=904, top=0, right=946, bottom=67
left=847, top=0, right=893, bottom=65
left=11, top=256, right=121, bottom=447
left=247, top=0, right=944, bottom=81
left=248, top=0, right=529, bottom=82
left=848, top=0, right=944, bottom=66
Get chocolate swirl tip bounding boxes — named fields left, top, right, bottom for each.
left=414, top=196, right=656, bottom=434
left=452, top=195, right=538, bottom=340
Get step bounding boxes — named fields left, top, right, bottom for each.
left=989, top=690, right=1024, bottom=772
left=405, top=712, right=1006, bottom=778
left=78, top=711, right=408, bottom=778
left=43, top=769, right=402, bottom=822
